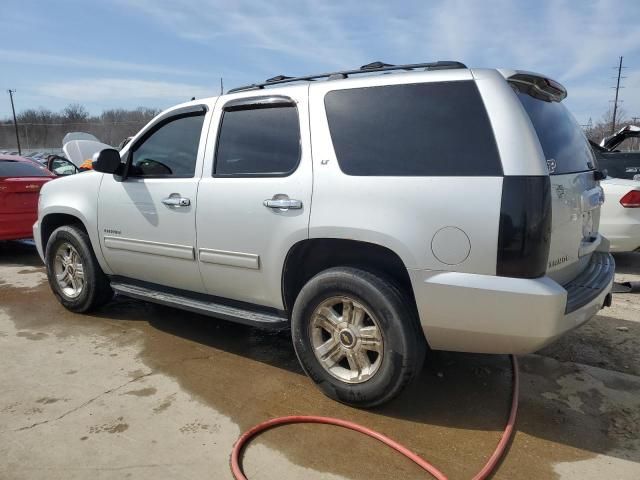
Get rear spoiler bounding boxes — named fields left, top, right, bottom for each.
left=505, top=71, right=567, bottom=102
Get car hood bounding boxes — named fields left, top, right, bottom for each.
left=63, top=140, right=113, bottom=167
left=600, top=125, right=640, bottom=151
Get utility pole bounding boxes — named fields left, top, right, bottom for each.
left=611, top=56, right=625, bottom=135
left=7, top=89, right=21, bottom=155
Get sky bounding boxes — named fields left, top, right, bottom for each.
left=1, top=0, right=640, bottom=125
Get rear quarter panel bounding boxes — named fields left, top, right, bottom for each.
left=308, top=71, right=505, bottom=274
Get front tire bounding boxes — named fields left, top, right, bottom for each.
left=45, top=225, right=113, bottom=312
left=291, top=267, right=425, bottom=408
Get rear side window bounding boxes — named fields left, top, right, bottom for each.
left=515, top=90, right=595, bottom=175
left=0, top=160, right=50, bottom=177
left=215, top=105, right=300, bottom=176
left=324, top=81, right=502, bottom=176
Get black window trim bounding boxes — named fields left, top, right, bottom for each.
left=212, top=95, right=302, bottom=178
left=122, top=104, right=208, bottom=180
left=323, top=80, right=504, bottom=177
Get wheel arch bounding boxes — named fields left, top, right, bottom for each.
left=40, top=209, right=112, bottom=275
left=281, top=238, right=417, bottom=314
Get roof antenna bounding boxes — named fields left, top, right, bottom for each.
left=220, top=77, right=224, bottom=95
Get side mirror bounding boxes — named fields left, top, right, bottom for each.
left=92, top=149, right=122, bottom=174
left=47, top=156, right=79, bottom=176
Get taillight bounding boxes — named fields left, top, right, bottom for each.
left=497, top=176, right=552, bottom=278
left=620, top=190, right=640, bottom=208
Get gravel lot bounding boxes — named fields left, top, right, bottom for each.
left=1, top=241, right=639, bottom=480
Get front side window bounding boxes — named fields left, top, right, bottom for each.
left=324, top=81, right=502, bottom=176
left=130, top=114, right=205, bottom=177
left=215, top=105, right=300, bottom=176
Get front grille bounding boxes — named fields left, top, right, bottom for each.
left=563, top=252, right=615, bottom=314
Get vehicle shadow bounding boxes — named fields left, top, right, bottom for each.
left=0, top=240, right=43, bottom=267
left=613, top=251, right=640, bottom=274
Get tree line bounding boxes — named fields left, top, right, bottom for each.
left=0, top=104, right=161, bottom=151
left=1, top=102, right=638, bottom=152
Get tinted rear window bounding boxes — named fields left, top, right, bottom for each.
left=215, top=106, right=300, bottom=176
left=0, top=160, right=51, bottom=177
left=324, top=81, right=502, bottom=176
left=515, top=90, right=595, bottom=175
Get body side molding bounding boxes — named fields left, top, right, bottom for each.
left=104, top=235, right=195, bottom=260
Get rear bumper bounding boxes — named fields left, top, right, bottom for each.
left=410, top=253, right=615, bottom=354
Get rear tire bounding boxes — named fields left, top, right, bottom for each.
left=45, top=225, right=113, bottom=312
left=291, top=267, right=425, bottom=408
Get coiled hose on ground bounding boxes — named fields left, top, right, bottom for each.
left=231, top=355, right=519, bottom=480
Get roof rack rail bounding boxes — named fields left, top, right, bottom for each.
left=227, top=60, right=467, bottom=93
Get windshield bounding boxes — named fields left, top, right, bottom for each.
left=515, top=89, right=595, bottom=175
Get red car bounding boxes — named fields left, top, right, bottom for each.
left=0, top=155, right=55, bottom=241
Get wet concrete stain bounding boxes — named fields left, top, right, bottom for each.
left=179, top=422, right=219, bottom=434
left=16, top=331, right=48, bottom=340
left=36, top=397, right=60, bottom=405
left=123, top=387, right=157, bottom=397
left=2, top=241, right=640, bottom=479
left=89, top=417, right=129, bottom=434
left=128, top=369, right=148, bottom=379
left=153, top=394, right=176, bottom=414
left=1, top=402, right=20, bottom=413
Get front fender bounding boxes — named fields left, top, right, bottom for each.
left=38, top=172, right=112, bottom=275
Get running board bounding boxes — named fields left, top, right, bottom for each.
left=110, top=280, right=288, bottom=329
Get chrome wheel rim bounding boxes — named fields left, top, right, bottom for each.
left=309, top=296, right=384, bottom=384
left=53, top=242, right=85, bottom=299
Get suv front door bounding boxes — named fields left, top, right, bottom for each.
left=196, top=87, right=312, bottom=308
left=98, top=105, right=211, bottom=292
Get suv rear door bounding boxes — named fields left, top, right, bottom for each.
left=512, top=78, right=603, bottom=284
left=195, top=86, right=312, bottom=309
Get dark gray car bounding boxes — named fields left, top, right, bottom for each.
left=592, top=125, right=640, bottom=180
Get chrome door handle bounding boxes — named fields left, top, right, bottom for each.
left=162, top=195, right=191, bottom=207
left=263, top=198, right=302, bottom=210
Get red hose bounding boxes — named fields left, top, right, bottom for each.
left=231, top=355, right=519, bottom=480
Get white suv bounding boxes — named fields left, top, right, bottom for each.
left=35, top=61, right=614, bottom=407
